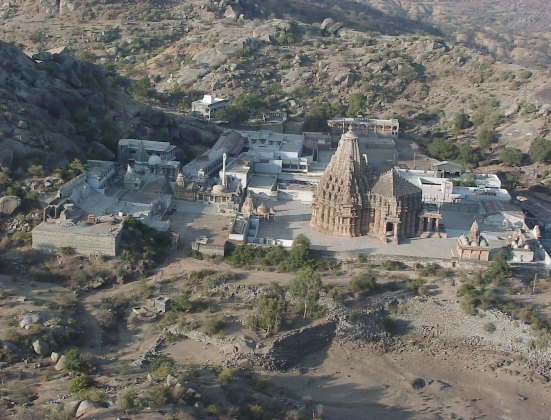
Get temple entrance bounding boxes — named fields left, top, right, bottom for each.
left=385, top=222, right=393, bottom=234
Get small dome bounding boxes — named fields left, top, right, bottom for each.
left=148, top=155, right=162, bottom=165
left=212, top=184, right=226, bottom=194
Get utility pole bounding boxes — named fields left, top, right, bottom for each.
left=532, top=272, right=538, bottom=294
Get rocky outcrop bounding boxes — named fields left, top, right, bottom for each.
left=0, top=41, right=221, bottom=171
left=0, top=196, right=21, bottom=215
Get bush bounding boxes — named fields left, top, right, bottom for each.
left=172, top=290, right=202, bottom=312
left=500, top=148, right=524, bottom=166
left=381, top=260, right=402, bottom=271
left=117, top=389, right=142, bottom=410
left=150, top=356, right=176, bottom=378
left=453, top=109, right=472, bottom=133
left=202, top=315, right=226, bottom=335
left=147, top=386, right=170, bottom=407
left=348, top=270, right=377, bottom=295
left=383, top=317, right=397, bottom=333
left=528, top=138, right=551, bottom=164
left=218, top=368, right=235, bottom=385
left=405, top=278, right=426, bottom=294
left=68, top=375, right=94, bottom=393
left=63, top=349, right=91, bottom=374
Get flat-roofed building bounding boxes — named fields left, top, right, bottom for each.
left=192, top=94, right=228, bottom=120
left=118, top=139, right=177, bottom=164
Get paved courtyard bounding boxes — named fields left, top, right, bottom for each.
left=256, top=200, right=507, bottom=259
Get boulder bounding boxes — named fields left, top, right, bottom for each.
left=0, top=196, right=21, bottom=216
left=166, top=374, right=179, bottom=387
left=411, top=378, right=426, bottom=390
left=32, top=338, right=50, bottom=356
left=31, top=51, right=53, bottom=61
left=54, top=354, right=66, bottom=371
left=75, top=400, right=101, bottom=418
left=320, top=18, right=335, bottom=31
left=19, top=313, right=43, bottom=329
left=224, top=5, right=239, bottom=20
left=51, top=351, right=61, bottom=363
left=64, top=400, right=82, bottom=417
left=532, top=373, right=549, bottom=384
left=1, top=341, right=19, bottom=353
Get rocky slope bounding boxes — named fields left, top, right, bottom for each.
left=361, top=0, right=551, bottom=66
left=1, top=0, right=550, bottom=181
left=0, top=41, right=220, bottom=171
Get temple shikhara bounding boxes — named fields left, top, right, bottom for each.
left=310, top=127, right=422, bottom=243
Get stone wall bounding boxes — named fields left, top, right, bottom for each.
left=32, top=227, right=121, bottom=256
left=262, top=321, right=337, bottom=370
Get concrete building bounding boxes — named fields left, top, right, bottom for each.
left=328, top=117, right=399, bottom=137
left=118, top=139, right=177, bottom=165
left=86, top=160, right=116, bottom=189
left=396, top=167, right=511, bottom=204
left=482, top=201, right=526, bottom=229
left=32, top=203, right=124, bottom=256
left=192, top=94, right=228, bottom=120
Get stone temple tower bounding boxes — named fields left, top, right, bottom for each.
left=310, top=126, right=371, bottom=236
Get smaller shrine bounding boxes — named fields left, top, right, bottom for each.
left=456, top=220, right=490, bottom=261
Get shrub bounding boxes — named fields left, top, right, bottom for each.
left=383, top=317, right=397, bottom=333
left=150, top=356, right=176, bottom=378
left=529, top=138, right=551, bottom=164
left=63, top=349, right=91, bottom=374
left=172, top=290, right=202, bottom=312
left=117, top=389, right=142, bottom=410
left=453, top=109, right=472, bottom=133
left=348, top=270, right=377, bottom=295
left=218, top=368, right=235, bottom=385
left=381, top=260, right=402, bottom=271
left=59, top=246, right=75, bottom=256
left=405, top=278, right=426, bottom=294
left=147, top=386, right=170, bottom=407
left=500, top=148, right=524, bottom=166
left=254, top=375, right=271, bottom=390
left=202, top=315, right=226, bottom=335
left=68, top=375, right=94, bottom=393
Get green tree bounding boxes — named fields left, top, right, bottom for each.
left=488, top=250, right=511, bottom=279
left=248, top=294, right=287, bottom=333
left=303, top=103, right=334, bottom=132
left=129, top=76, right=152, bottom=98
left=289, top=267, right=322, bottom=318
left=458, top=145, right=483, bottom=167
left=286, top=234, right=311, bottom=270
left=218, top=105, right=249, bottom=127
left=453, top=109, right=472, bottom=134
left=500, top=148, right=524, bottom=166
left=427, top=139, right=459, bottom=161
left=528, top=138, right=551, bottom=163
left=477, top=126, right=494, bottom=149
left=346, top=93, right=367, bottom=117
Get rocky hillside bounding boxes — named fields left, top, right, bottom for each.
left=0, top=41, right=220, bottom=172
left=361, top=0, right=551, bottom=66
left=1, top=0, right=550, bottom=180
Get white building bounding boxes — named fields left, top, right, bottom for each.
left=192, top=94, right=228, bottom=120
